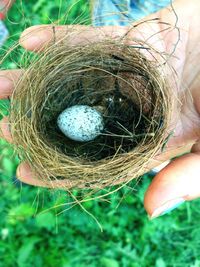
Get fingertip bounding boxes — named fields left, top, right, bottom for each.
left=16, top=162, right=56, bottom=188
left=16, top=161, right=31, bottom=179
left=144, top=153, right=200, bottom=218
left=16, top=161, right=42, bottom=187
left=16, top=161, right=79, bottom=189
left=19, top=25, right=53, bottom=51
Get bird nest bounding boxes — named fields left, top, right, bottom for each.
left=9, top=36, right=172, bottom=189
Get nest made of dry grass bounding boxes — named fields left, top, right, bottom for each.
left=9, top=33, right=172, bottom=189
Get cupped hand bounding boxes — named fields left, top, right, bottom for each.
left=1, top=0, right=200, bottom=218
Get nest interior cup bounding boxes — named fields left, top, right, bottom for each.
left=10, top=33, right=171, bottom=189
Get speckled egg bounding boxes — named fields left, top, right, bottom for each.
left=57, top=105, right=104, bottom=142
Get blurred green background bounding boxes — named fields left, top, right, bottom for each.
left=1, top=1, right=200, bottom=266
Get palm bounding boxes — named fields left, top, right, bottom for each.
left=136, top=0, right=200, bottom=154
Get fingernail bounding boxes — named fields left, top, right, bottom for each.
left=149, top=197, right=185, bottom=219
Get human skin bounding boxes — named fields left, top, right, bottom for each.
left=0, top=0, right=200, bottom=218
left=0, top=0, right=15, bottom=19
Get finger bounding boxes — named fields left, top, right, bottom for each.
left=0, top=116, right=12, bottom=142
left=0, top=70, right=22, bottom=99
left=145, top=142, right=192, bottom=171
left=17, top=161, right=83, bottom=189
left=144, top=152, right=200, bottom=219
left=17, top=162, right=54, bottom=188
left=19, top=25, right=129, bottom=52
left=18, top=0, right=189, bottom=54
left=0, top=0, right=15, bottom=19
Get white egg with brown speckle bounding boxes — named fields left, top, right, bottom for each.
left=57, top=105, right=104, bottom=142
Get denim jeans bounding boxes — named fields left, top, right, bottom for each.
left=92, top=0, right=172, bottom=26
left=0, top=20, right=8, bottom=47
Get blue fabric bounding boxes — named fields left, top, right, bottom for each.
left=0, top=21, right=8, bottom=47
left=92, top=0, right=172, bottom=26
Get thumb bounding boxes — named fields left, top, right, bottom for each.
left=144, top=151, right=200, bottom=219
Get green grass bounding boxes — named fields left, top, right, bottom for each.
left=1, top=1, right=200, bottom=266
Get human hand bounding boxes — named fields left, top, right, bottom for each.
left=0, top=0, right=15, bottom=19
left=0, top=0, right=200, bottom=218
